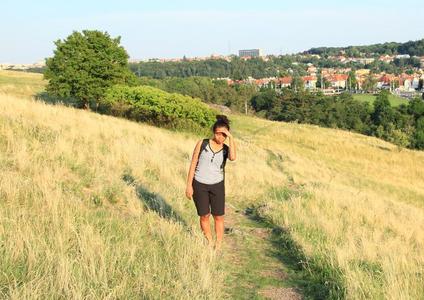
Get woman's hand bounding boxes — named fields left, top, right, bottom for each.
left=216, top=127, right=232, bottom=138
left=185, top=185, right=193, bottom=200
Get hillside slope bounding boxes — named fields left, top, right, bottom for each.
left=0, top=94, right=223, bottom=299
left=1, top=72, right=424, bottom=298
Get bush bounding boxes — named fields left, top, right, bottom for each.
left=99, top=85, right=218, bottom=132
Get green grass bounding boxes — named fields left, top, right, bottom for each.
left=352, top=93, right=409, bottom=107
left=222, top=202, right=302, bottom=299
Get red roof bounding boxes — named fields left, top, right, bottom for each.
left=400, top=74, right=414, bottom=80
left=379, top=74, right=395, bottom=83
left=327, top=74, right=348, bottom=82
left=278, top=76, right=292, bottom=84
left=302, top=76, right=317, bottom=81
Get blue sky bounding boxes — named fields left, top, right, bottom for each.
left=1, top=0, right=423, bottom=63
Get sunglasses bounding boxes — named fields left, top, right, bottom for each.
left=214, top=131, right=227, bottom=137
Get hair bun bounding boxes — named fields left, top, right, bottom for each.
left=213, top=114, right=230, bottom=131
left=216, top=114, right=229, bottom=124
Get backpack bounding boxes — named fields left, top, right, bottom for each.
left=197, top=138, right=229, bottom=173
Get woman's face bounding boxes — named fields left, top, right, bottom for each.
left=213, top=127, right=227, bottom=144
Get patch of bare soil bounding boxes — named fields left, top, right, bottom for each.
left=259, top=287, right=303, bottom=300
left=259, top=268, right=288, bottom=281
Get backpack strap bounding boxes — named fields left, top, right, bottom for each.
left=221, top=144, right=229, bottom=171
left=200, top=139, right=209, bottom=157
left=196, top=139, right=209, bottom=168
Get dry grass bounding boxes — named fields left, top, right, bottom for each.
left=0, top=70, right=45, bottom=98
left=1, top=71, right=424, bottom=299
left=229, top=116, right=424, bottom=299
left=0, top=93, right=223, bottom=299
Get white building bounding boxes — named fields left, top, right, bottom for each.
left=239, top=49, right=263, bottom=58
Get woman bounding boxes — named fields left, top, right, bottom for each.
left=185, top=115, right=236, bottom=251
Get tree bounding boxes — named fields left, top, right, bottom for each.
left=407, top=98, right=424, bottom=119
left=230, top=57, right=248, bottom=80
left=371, top=90, right=393, bottom=127
left=44, top=30, right=136, bottom=109
left=251, top=89, right=278, bottom=112
left=347, top=71, right=357, bottom=90
left=291, top=76, right=304, bottom=92
left=413, top=117, right=424, bottom=149
left=316, top=74, right=331, bottom=89
left=362, top=73, right=377, bottom=92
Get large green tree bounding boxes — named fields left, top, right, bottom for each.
left=44, top=30, right=136, bottom=108
left=371, top=90, right=394, bottom=128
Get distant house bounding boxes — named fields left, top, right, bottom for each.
left=276, top=76, right=292, bottom=89
left=326, top=74, right=348, bottom=89
left=396, top=54, right=410, bottom=59
left=377, top=74, right=396, bottom=90
left=307, top=65, right=317, bottom=75
left=215, top=77, right=233, bottom=85
left=399, top=74, right=415, bottom=91
left=254, top=78, right=272, bottom=88
left=412, top=77, right=420, bottom=90
left=358, top=58, right=375, bottom=64
left=355, top=69, right=370, bottom=77
left=301, top=76, right=317, bottom=89
left=321, top=67, right=350, bottom=76
left=379, top=55, right=394, bottom=63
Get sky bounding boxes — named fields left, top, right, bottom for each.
left=1, top=0, right=423, bottom=64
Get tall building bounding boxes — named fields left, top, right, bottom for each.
left=238, top=49, right=263, bottom=58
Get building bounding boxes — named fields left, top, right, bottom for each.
left=307, top=65, right=317, bottom=76
left=379, top=55, right=394, bottom=63
left=239, top=49, right=263, bottom=58
left=377, top=74, right=397, bottom=90
left=398, top=74, right=415, bottom=91
left=357, top=58, right=375, bottom=64
left=396, top=54, right=410, bottom=59
left=302, top=76, right=317, bottom=89
left=326, top=74, right=348, bottom=89
left=276, top=76, right=292, bottom=89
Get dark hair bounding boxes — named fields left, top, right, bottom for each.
left=213, top=114, right=230, bottom=132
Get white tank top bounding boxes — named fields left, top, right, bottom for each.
left=194, top=141, right=224, bottom=184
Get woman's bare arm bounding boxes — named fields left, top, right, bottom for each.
left=186, top=140, right=202, bottom=187
left=227, top=135, right=236, bottom=161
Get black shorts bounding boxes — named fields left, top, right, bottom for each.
left=192, top=178, right=225, bottom=216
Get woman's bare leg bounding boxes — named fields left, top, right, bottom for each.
left=200, top=214, right=213, bottom=245
left=213, top=215, right=224, bottom=250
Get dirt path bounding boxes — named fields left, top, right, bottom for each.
left=219, top=201, right=303, bottom=300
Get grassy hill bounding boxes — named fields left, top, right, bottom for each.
left=0, top=70, right=46, bottom=98
left=1, top=70, right=424, bottom=299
